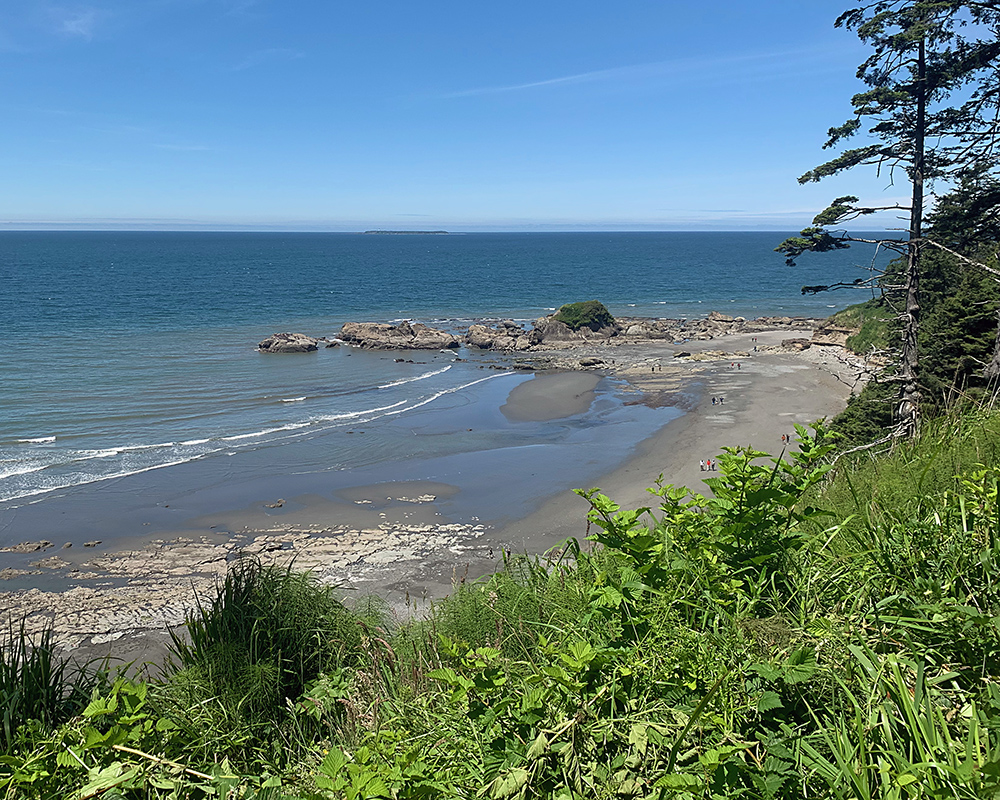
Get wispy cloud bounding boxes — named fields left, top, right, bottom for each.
left=435, top=45, right=849, bottom=100
left=51, top=6, right=102, bottom=39
left=232, top=46, right=304, bottom=71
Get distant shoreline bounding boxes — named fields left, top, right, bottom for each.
left=362, top=230, right=449, bottom=235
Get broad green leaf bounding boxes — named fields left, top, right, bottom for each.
left=757, top=691, right=784, bottom=713
left=491, top=767, right=529, bottom=799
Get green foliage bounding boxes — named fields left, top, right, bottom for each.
left=920, top=253, right=1000, bottom=404
left=0, top=620, right=107, bottom=754
left=827, top=299, right=895, bottom=356
left=167, top=556, right=362, bottom=726
left=579, top=422, right=838, bottom=637
left=11, top=407, right=1000, bottom=798
left=551, top=300, right=616, bottom=332
left=831, top=380, right=897, bottom=446
left=418, top=548, right=596, bottom=662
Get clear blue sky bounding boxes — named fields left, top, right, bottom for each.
left=2, top=1, right=914, bottom=231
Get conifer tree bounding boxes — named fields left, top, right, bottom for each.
left=778, top=1, right=1000, bottom=435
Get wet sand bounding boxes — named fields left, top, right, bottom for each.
left=500, top=372, right=601, bottom=421
left=0, top=327, right=868, bottom=666
left=497, top=329, right=860, bottom=556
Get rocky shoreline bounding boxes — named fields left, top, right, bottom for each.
left=259, top=308, right=855, bottom=362
left=1, top=494, right=491, bottom=659
left=4, top=310, right=872, bottom=661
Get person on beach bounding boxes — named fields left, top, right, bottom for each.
left=712, top=397, right=716, bottom=405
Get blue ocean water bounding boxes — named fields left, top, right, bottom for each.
left=0, top=231, right=883, bottom=513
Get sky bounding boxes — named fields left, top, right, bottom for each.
left=2, top=1, right=919, bottom=231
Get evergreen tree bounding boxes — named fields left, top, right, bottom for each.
left=778, top=1, right=1000, bottom=435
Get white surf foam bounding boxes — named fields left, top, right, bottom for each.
left=222, top=422, right=311, bottom=442
left=378, top=365, right=451, bottom=389
left=0, top=464, right=47, bottom=480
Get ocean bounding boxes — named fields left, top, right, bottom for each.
left=0, top=231, right=884, bottom=553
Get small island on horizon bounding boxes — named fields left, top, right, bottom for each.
left=362, top=229, right=449, bottom=235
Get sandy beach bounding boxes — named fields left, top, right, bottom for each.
left=0, top=323, right=867, bottom=668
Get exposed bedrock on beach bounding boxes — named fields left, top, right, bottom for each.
left=466, top=320, right=536, bottom=351
left=338, top=320, right=461, bottom=350
left=464, top=310, right=824, bottom=353
left=257, top=332, right=319, bottom=353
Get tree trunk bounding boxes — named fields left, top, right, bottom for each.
left=898, top=35, right=926, bottom=435
left=985, top=307, right=1000, bottom=379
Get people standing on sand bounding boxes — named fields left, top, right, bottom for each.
left=712, top=397, right=716, bottom=405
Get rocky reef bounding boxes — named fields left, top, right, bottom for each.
left=258, top=332, right=319, bottom=353
left=338, top=321, right=461, bottom=350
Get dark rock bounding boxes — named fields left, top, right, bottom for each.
left=258, top=332, right=319, bottom=353
left=530, top=317, right=617, bottom=344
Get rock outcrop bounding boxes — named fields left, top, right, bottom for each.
left=339, top=321, right=460, bottom=350
left=258, top=332, right=319, bottom=353
left=810, top=324, right=854, bottom=347
left=529, top=316, right=619, bottom=345
left=466, top=320, right=536, bottom=351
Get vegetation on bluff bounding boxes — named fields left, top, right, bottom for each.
left=5, top=409, right=1000, bottom=798
left=551, top=300, right=616, bottom=332
left=777, top=0, right=1000, bottom=436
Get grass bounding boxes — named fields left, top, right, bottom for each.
left=0, top=620, right=107, bottom=754
left=6, top=408, right=1000, bottom=798
left=167, top=556, right=363, bottom=701
left=828, top=300, right=895, bottom=355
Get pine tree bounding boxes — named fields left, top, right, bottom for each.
left=778, top=1, right=1000, bottom=435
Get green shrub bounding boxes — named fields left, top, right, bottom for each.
left=0, top=621, right=107, bottom=753
left=830, top=380, right=897, bottom=446
left=166, top=557, right=362, bottom=727
left=552, top=299, right=616, bottom=331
